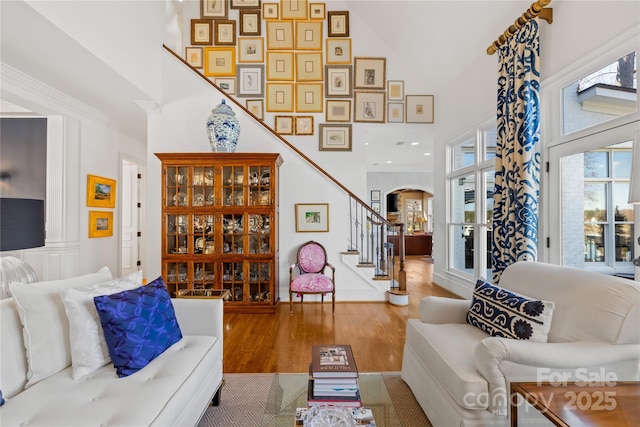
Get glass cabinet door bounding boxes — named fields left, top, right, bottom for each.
left=193, top=261, right=216, bottom=290
left=222, top=166, right=245, bottom=206
left=222, top=261, right=244, bottom=302
left=222, top=213, right=245, bottom=254
left=248, top=213, right=272, bottom=254
left=166, top=261, right=188, bottom=296
left=166, top=214, right=189, bottom=254
left=192, top=166, right=216, bottom=206
left=249, top=261, right=271, bottom=302
left=193, top=214, right=215, bottom=255
left=166, top=166, right=189, bottom=207
left=248, top=165, right=271, bottom=206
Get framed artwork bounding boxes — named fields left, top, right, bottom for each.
left=371, top=190, right=381, bottom=201
left=296, top=83, right=323, bottom=113
left=387, top=102, right=404, bottom=123
left=295, top=21, right=322, bottom=50
left=275, top=115, right=294, bottom=135
left=236, top=65, right=265, bottom=97
left=240, top=10, right=261, bottom=35
left=201, top=0, right=228, bottom=19
left=204, top=47, right=236, bottom=76
left=185, top=47, right=203, bottom=68
left=266, top=21, right=294, bottom=50
left=89, top=211, right=114, bottom=238
left=281, top=0, right=308, bottom=20
left=371, top=202, right=381, bottom=213
left=326, top=38, right=351, bottom=64
left=354, top=91, right=386, bottom=123
left=266, top=82, right=294, bottom=112
left=325, top=100, right=351, bottom=122
left=406, top=95, right=435, bottom=123
left=319, top=124, right=352, bottom=152
left=324, top=65, right=352, bottom=98
left=295, top=116, right=314, bottom=135
left=246, top=99, right=264, bottom=119
left=87, top=174, right=116, bottom=208
left=214, top=77, right=236, bottom=94
left=238, top=37, right=264, bottom=62
left=295, top=203, right=329, bottom=232
left=328, top=11, right=349, bottom=37
left=309, top=3, right=325, bottom=19
left=387, top=80, right=404, bottom=101
left=191, top=19, right=213, bottom=45
left=263, top=2, right=279, bottom=19
left=354, top=57, right=386, bottom=90
left=295, top=52, right=323, bottom=81
left=266, top=51, right=294, bottom=80
left=214, top=20, right=236, bottom=45
left=231, top=0, right=261, bottom=9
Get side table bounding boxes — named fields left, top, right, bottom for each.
left=510, top=381, right=640, bottom=426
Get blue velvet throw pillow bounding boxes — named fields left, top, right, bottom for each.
left=467, top=279, right=554, bottom=342
left=93, top=276, right=182, bottom=377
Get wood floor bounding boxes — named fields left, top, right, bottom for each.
left=222, top=256, right=460, bottom=373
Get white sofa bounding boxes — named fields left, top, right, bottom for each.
left=0, top=269, right=224, bottom=426
left=401, top=261, right=640, bottom=427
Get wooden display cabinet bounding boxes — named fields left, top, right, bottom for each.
left=156, top=153, right=283, bottom=313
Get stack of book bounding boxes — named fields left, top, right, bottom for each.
left=308, top=344, right=362, bottom=408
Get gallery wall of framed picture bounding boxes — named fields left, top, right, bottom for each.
left=184, top=0, right=434, bottom=152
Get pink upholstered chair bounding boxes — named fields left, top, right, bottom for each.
left=289, top=241, right=335, bottom=313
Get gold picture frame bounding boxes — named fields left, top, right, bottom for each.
left=89, top=211, right=114, bottom=238
left=231, top=0, right=261, bottom=9
left=296, top=83, right=323, bottom=113
left=266, top=21, right=294, bottom=50
left=246, top=99, right=264, bottom=119
left=406, top=95, right=435, bottom=123
left=263, top=2, right=279, bottom=19
left=185, top=47, right=204, bottom=68
left=240, top=10, right=261, bottom=36
left=354, top=91, right=386, bottom=123
left=325, top=38, right=351, bottom=64
left=325, top=100, right=351, bottom=122
left=295, top=203, right=329, bottom=232
left=324, top=65, right=352, bottom=98
left=354, top=57, right=386, bottom=90
left=295, top=21, right=322, bottom=50
left=191, top=19, right=213, bottom=45
left=295, top=116, right=314, bottom=135
left=201, top=0, right=228, bottom=19
left=214, top=20, right=236, bottom=45
left=309, top=3, right=325, bottom=20
left=204, top=47, right=236, bottom=76
left=281, top=0, right=308, bottom=20
left=275, top=115, right=294, bottom=135
left=387, top=80, right=404, bottom=101
left=238, top=37, right=264, bottom=62
left=266, top=51, right=294, bottom=80
left=87, top=174, right=116, bottom=208
left=319, top=124, right=351, bottom=151
left=295, top=52, right=323, bottom=81
left=328, top=11, right=349, bottom=37
left=266, top=82, right=294, bottom=112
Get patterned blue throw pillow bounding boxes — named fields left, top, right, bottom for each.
left=94, top=276, right=182, bottom=377
left=467, top=279, right=554, bottom=342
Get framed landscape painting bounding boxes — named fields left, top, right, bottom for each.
left=89, top=211, right=114, bottom=238
left=87, top=174, right=116, bottom=208
left=295, top=203, right=329, bottom=232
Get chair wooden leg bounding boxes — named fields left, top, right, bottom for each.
left=332, top=291, right=335, bottom=314
left=290, top=291, right=293, bottom=314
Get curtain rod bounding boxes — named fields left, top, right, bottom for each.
left=486, top=0, right=553, bottom=55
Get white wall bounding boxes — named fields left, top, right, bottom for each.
left=432, top=1, right=640, bottom=297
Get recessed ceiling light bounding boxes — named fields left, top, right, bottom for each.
left=424, top=152, right=431, bottom=156
left=386, top=160, right=393, bottom=164
left=410, top=142, right=419, bottom=146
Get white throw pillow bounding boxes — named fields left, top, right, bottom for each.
left=60, top=271, right=143, bottom=379
left=9, top=267, right=113, bottom=388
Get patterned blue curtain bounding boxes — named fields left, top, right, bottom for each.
left=492, top=18, right=541, bottom=283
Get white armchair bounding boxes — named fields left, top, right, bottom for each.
left=401, top=262, right=640, bottom=426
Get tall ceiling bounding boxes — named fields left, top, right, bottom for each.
left=0, top=0, right=535, bottom=173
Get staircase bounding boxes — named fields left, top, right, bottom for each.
left=162, top=45, right=408, bottom=301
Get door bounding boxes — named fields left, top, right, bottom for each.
left=121, top=159, right=141, bottom=276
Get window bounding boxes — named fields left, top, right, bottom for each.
left=448, top=124, right=496, bottom=279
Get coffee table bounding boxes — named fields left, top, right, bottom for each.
left=261, top=373, right=402, bottom=426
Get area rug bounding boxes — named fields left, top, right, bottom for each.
left=198, top=373, right=433, bottom=427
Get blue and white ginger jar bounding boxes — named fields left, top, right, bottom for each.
left=206, top=99, right=240, bottom=152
